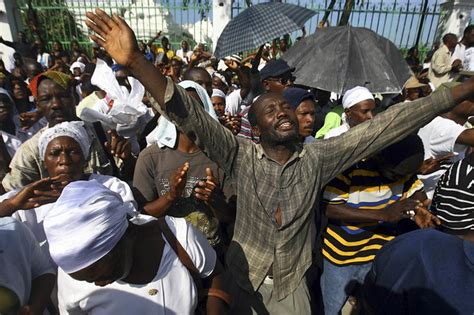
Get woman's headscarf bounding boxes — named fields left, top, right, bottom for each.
left=38, top=121, right=90, bottom=161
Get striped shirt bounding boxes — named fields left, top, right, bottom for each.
left=322, top=159, right=424, bottom=266
left=432, top=153, right=474, bottom=230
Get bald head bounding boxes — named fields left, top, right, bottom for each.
left=183, top=67, right=212, bottom=97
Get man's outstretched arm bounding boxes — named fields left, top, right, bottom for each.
left=85, top=9, right=239, bottom=175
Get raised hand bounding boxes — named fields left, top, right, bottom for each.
left=225, top=59, right=240, bottom=72
left=418, top=154, right=454, bottom=175
left=105, top=129, right=132, bottom=160
left=167, top=162, right=189, bottom=201
left=194, top=168, right=220, bottom=203
left=8, top=176, right=68, bottom=210
left=85, top=8, right=141, bottom=67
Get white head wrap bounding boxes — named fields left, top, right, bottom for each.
left=151, top=80, right=218, bottom=148
left=212, top=88, right=226, bottom=99
left=69, top=61, right=86, bottom=74
left=342, top=86, right=374, bottom=109
left=38, top=121, right=90, bottom=161
left=43, top=180, right=136, bottom=273
left=212, top=72, right=228, bottom=87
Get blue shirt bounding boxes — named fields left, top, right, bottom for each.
left=365, top=229, right=474, bottom=314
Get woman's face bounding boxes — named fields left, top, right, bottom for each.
left=44, top=136, right=86, bottom=180
left=12, top=81, right=27, bottom=100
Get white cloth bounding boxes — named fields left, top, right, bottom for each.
left=463, top=47, right=474, bottom=71
left=0, top=217, right=55, bottom=306
left=0, top=43, right=16, bottom=72
left=1, top=130, right=22, bottom=157
left=44, top=179, right=137, bottom=273
left=176, top=49, right=193, bottom=64
left=225, top=89, right=243, bottom=115
left=451, top=43, right=465, bottom=63
left=417, top=116, right=468, bottom=199
left=36, top=52, right=50, bottom=69
left=152, top=80, right=218, bottom=148
left=342, top=86, right=374, bottom=109
left=91, top=59, right=147, bottom=127
left=38, top=121, right=90, bottom=160
left=324, top=123, right=350, bottom=139
left=213, top=72, right=228, bottom=87
left=57, top=216, right=216, bottom=315
left=212, top=88, right=226, bottom=99
left=70, top=61, right=86, bottom=74
left=0, top=174, right=136, bottom=266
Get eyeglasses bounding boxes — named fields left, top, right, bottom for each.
left=265, top=75, right=295, bottom=85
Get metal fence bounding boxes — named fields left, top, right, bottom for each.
left=233, top=0, right=442, bottom=52
left=14, top=0, right=442, bottom=54
left=14, top=0, right=213, bottom=52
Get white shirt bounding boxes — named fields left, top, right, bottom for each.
left=176, top=49, right=193, bottom=64
left=324, top=123, right=349, bottom=139
left=463, top=47, right=474, bottom=71
left=0, top=217, right=55, bottom=306
left=451, top=43, right=466, bottom=63
left=57, top=216, right=216, bottom=315
left=225, top=89, right=242, bottom=115
left=0, top=174, right=135, bottom=262
left=417, top=116, right=468, bottom=198
left=37, top=52, right=50, bottom=69
left=1, top=130, right=22, bottom=157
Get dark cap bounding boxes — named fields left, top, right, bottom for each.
left=283, top=87, right=314, bottom=110
left=260, top=59, right=295, bottom=81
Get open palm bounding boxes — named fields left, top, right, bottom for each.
left=85, top=8, right=140, bottom=67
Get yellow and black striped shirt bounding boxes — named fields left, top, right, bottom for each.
left=322, top=160, right=423, bottom=266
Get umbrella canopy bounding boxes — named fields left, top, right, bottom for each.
left=282, top=26, right=412, bottom=94
left=214, top=2, right=316, bottom=59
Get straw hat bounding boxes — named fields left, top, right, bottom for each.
left=404, top=76, right=427, bottom=89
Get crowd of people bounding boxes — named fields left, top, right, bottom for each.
left=0, top=7, right=473, bottom=315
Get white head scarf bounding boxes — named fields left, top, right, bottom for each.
left=152, top=80, right=218, bottom=148
left=342, top=86, right=374, bottom=109
left=212, top=72, right=228, bottom=87
left=44, top=180, right=136, bottom=273
left=38, top=121, right=90, bottom=161
left=211, top=88, right=226, bottom=99
left=69, top=61, right=86, bottom=74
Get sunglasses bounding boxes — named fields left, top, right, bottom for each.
left=265, top=75, right=295, bottom=85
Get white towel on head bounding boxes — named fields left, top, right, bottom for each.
left=38, top=121, right=90, bottom=160
left=212, top=88, right=226, bottom=99
left=69, top=61, right=85, bottom=74
left=151, top=80, right=218, bottom=148
left=44, top=179, right=137, bottom=273
left=342, top=86, right=374, bottom=109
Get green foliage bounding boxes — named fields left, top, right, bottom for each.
left=18, top=0, right=85, bottom=43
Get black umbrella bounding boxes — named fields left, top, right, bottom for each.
left=214, top=2, right=316, bottom=59
left=282, top=26, right=412, bottom=94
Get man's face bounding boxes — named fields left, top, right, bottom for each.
left=36, top=79, right=76, bottom=126
left=211, top=96, right=225, bottom=117
left=446, top=36, right=458, bottom=51
left=53, top=41, right=61, bottom=51
left=12, top=81, right=27, bottom=100
left=345, top=99, right=376, bottom=127
left=279, top=39, right=287, bottom=50
left=212, top=76, right=227, bottom=93
left=262, top=71, right=294, bottom=94
left=0, top=95, right=12, bottom=123
left=44, top=136, right=85, bottom=180
left=25, top=63, right=42, bottom=80
left=185, top=69, right=212, bottom=97
left=252, top=93, right=299, bottom=145
left=295, top=99, right=316, bottom=138
left=170, top=60, right=181, bottom=75
left=466, top=30, right=474, bottom=46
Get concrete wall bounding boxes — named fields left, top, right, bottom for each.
left=436, top=0, right=474, bottom=42
left=212, top=0, right=231, bottom=52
